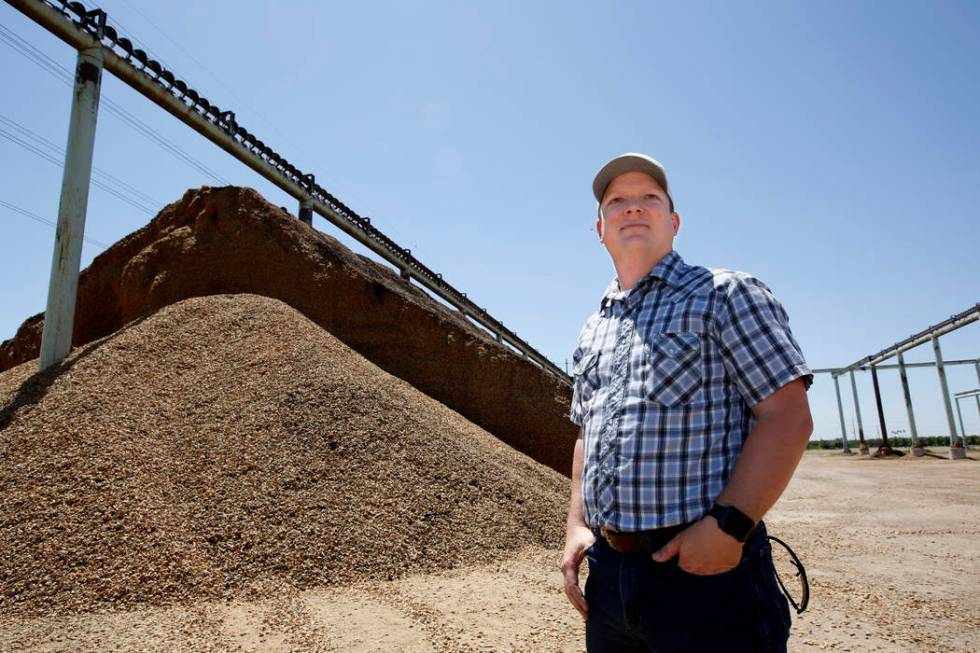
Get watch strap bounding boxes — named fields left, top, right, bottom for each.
left=708, top=503, right=756, bottom=543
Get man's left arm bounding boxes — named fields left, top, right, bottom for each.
left=652, top=379, right=812, bottom=573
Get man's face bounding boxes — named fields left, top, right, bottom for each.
left=596, top=171, right=680, bottom=261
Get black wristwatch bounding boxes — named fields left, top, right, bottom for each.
left=707, top=503, right=757, bottom=543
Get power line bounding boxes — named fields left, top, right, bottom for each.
left=0, top=23, right=69, bottom=80
left=0, top=127, right=156, bottom=215
left=0, top=198, right=109, bottom=249
left=108, top=0, right=386, bottom=229
left=0, top=113, right=161, bottom=208
left=0, top=22, right=231, bottom=185
left=3, top=2, right=567, bottom=378
left=114, top=0, right=291, bottom=143
left=102, top=94, right=231, bottom=185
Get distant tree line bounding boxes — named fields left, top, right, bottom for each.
left=807, top=435, right=980, bottom=450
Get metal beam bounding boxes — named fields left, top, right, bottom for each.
left=954, top=389, right=980, bottom=437
left=955, top=396, right=967, bottom=439
left=832, top=374, right=851, bottom=453
left=298, top=198, right=312, bottom=226
left=932, top=335, right=959, bottom=445
left=8, top=0, right=568, bottom=384
left=975, top=362, right=980, bottom=418
left=870, top=364, right=893, bottom=453
left=849, top=369, right=867, bottom=449
left=841, top=304, right=979, bottom=372
left=38, top=43, right=103, bottom=371
left=811, top=358, right=979, bottom=374
left=897, top=350, right=918, bottom=441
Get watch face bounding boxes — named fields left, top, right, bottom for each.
left=727, top=510, right=755, bottom=541
left=712, top=504, right=754, bottom=542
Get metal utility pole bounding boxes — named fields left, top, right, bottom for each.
left=870, top=364, right=893, bottom=455
left=955, top=396, right=966, bottom=439
left=975, top=361, right=980, bottom=417
left=832, top=374, right=852, bottom=453
left=931, top=335, right=959, bottom=448
left=298, top=198, right=313, bottom=226
left=8, top=0, right=569, bottom=383
left=897, top=350, right=919, bottom=443
left=953, top=389, right=980, bottom=436
left=38, top=28, right=105, bottom=372
left=849, top=370, right=868, bottom=454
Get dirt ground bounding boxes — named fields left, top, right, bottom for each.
left=2, top=449, right=977, bottom=653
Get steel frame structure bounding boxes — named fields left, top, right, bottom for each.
left=6, top=0, right=569, bottom=382
left=9, top=1, right=977, bottom=430
left=812, top=303, right=980, bottom=458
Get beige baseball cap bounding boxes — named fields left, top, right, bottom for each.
left=592, top=153, right=674, bottom=211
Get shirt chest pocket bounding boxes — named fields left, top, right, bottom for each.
left=574, top=350, right=601, bottom=404
left=643, top=332, right=704, bottom=406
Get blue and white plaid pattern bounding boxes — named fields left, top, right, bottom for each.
left=570, top=250, right=812, bottom=531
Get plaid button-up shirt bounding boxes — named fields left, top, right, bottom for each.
left=570, top=250, right=812, bottom=531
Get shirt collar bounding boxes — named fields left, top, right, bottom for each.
left=600, top=250, right=688, bottom=310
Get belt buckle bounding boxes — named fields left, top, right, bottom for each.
left=599, top=526, right=631, bottom=554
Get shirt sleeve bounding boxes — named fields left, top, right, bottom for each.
left=713, top=274, right=813, bottom=406
left=569, top=346, right=588, bottom=427
left=569, top=316, right=599, bottom=427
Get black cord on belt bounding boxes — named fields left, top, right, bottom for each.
left=767, top=535, right=810, bottom=614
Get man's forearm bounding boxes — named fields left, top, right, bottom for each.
left=715, top=379, right=813, bottom=523
left=566, top=435, right=589, bottom=534
left=561, top=432, right=593, bottom=619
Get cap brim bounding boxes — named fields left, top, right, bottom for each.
left=592, top=153, right=670, bottom=205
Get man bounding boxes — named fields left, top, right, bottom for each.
left=560, top=153, right=813, bottom=652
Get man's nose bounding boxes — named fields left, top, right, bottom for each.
left=623, top=199, right=644, bottom=214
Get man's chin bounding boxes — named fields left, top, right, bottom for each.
left=610, top=241, right=671, bottom=261
left=618, top=236, right=656, bottom=250
left=620, top=226, right=650, bottom=236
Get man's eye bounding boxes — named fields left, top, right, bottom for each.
left=645, top=194, right=660, bottom=201
left=608, top=197, right=622, bottom=204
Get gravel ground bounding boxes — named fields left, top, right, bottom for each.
left=0, top=294, right=567, bottom=618
left=0, top=186, right=578, bottom=477
left=2, top=294, right=977, bottom=652
left=2, top=452, right=977, bottom=652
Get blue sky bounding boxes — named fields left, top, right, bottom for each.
left=1, top=0, right=978, bottom=441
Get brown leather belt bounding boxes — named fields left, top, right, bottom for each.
left=598, top=522, right=691, bottom=555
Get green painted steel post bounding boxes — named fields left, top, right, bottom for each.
left=870, top=364, right=892, bottom=453
left=848, top=370, right=867, bottom=450
left=955, top=396, right=966, bottom=440
left=975, top=361, right=980, bottom=420
left=833, top=374, right=851, bottom=453
left=298, top=198, right=313, bottom=226
left=897, top=350, right=919, bottom=441
left=931, top=335, right=959, bottom=447
left=38, top=44, right=104, bottom=372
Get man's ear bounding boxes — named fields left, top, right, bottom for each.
left=596, top=213, right=606, bottom=243
left=672, top=212, right=681, bottom=235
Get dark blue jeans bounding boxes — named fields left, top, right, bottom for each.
left=584, top=521, right=792, bottom=652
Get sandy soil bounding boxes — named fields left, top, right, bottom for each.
left=0, top=295, right=567, bottom=615
left=2, top=449, right=976, bottom=653
left=0, top=187, right=578, bottom=476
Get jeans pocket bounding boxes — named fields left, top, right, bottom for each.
left=585, top=539, right=599, bottom=564
left=584, top=546, right=601, bottom=604
left=670, top=553, right=750, bottom=580
left=651, top=555, right=759, bottom=629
